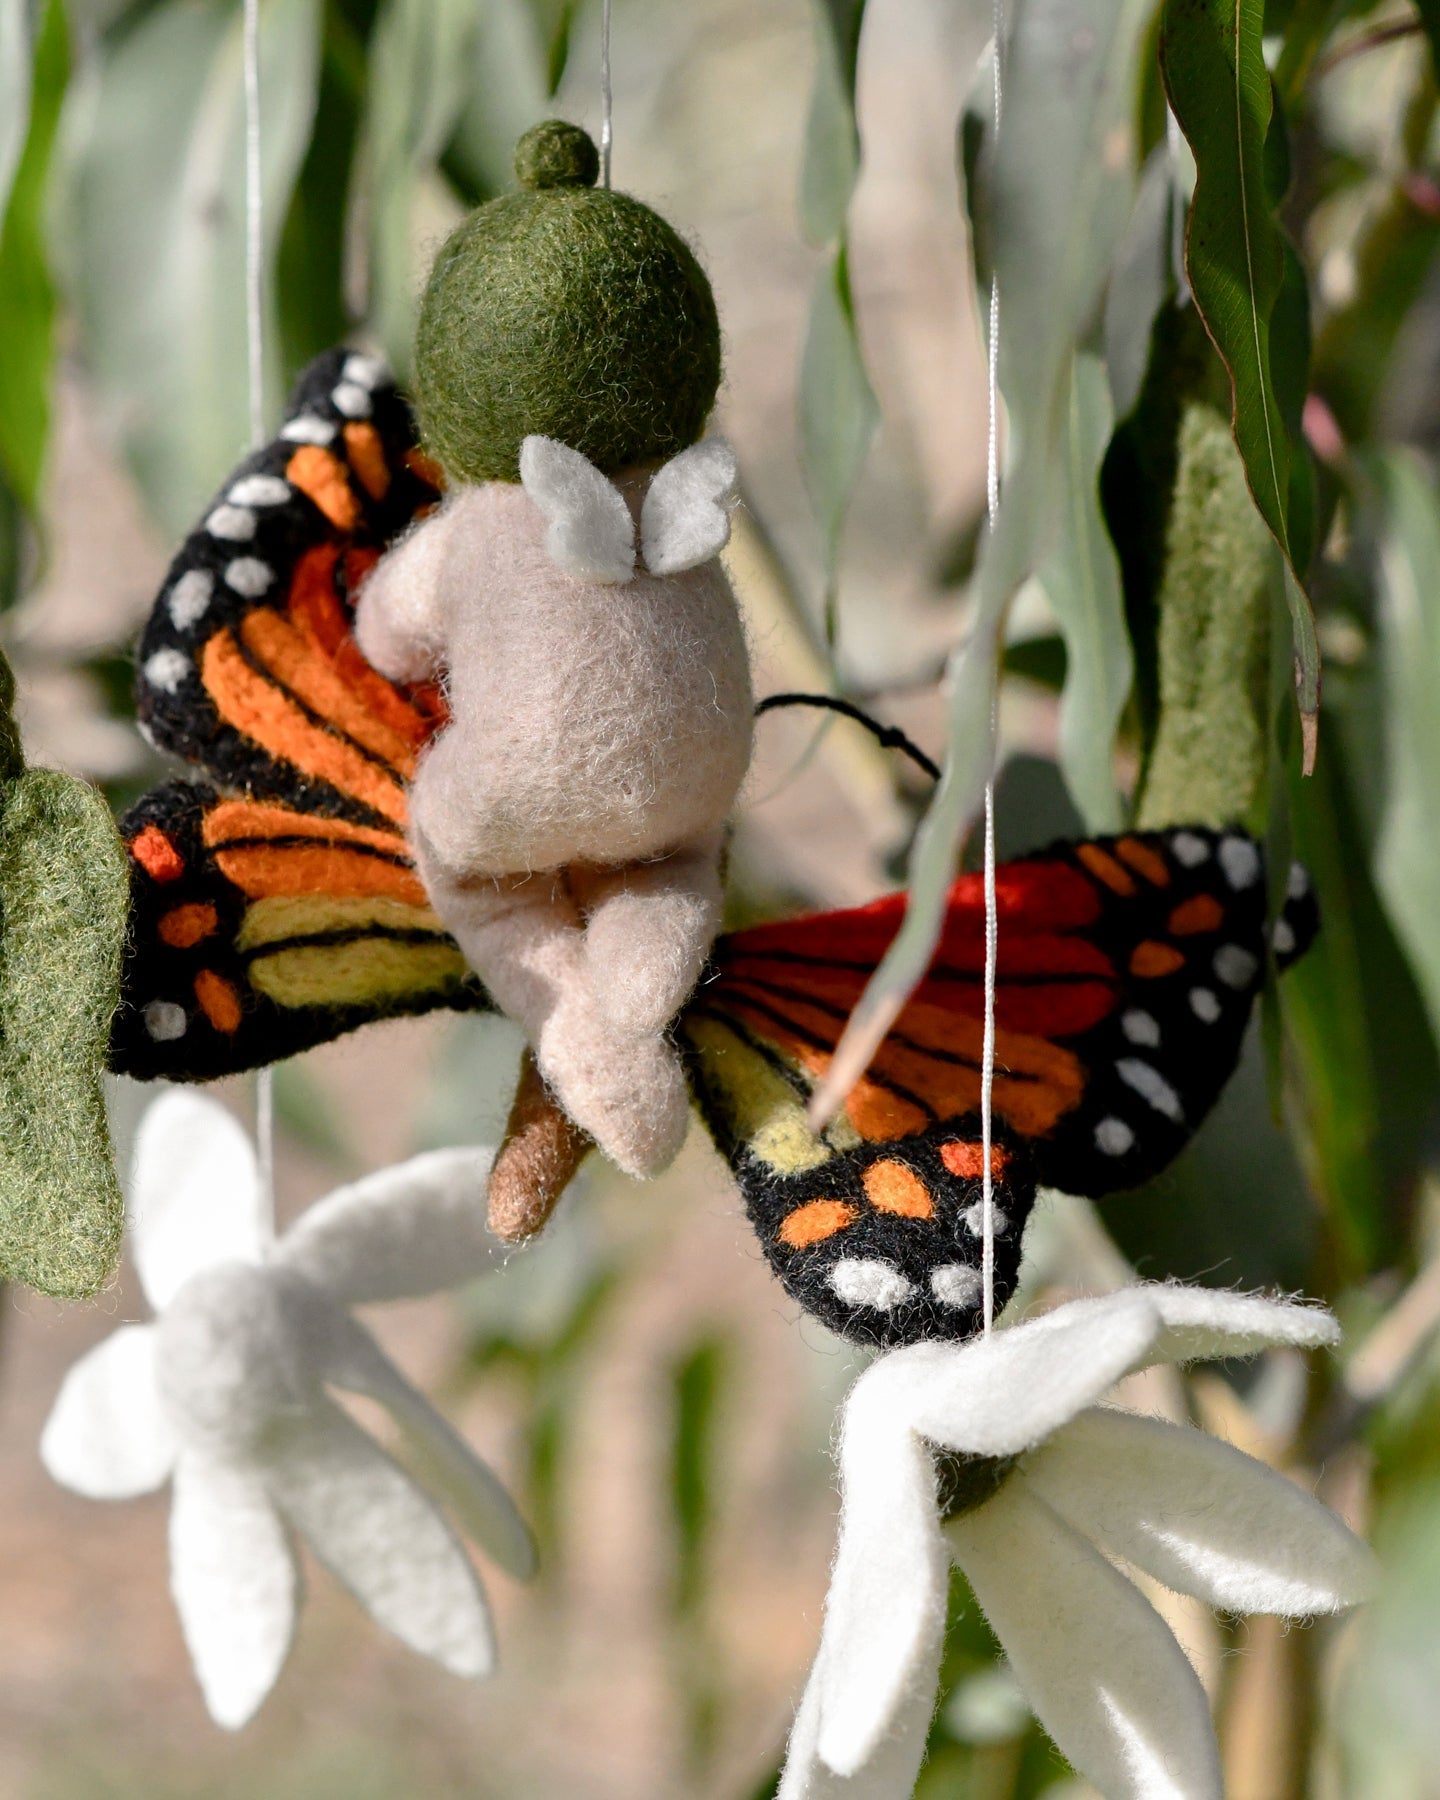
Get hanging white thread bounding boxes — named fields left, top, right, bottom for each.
left=243, top=0, right=264, bottom=452
left=599, top=0, right=614, bottom=189
left=243, top=0, right=276, bottom=1236
left=980, top=0, right=1004, bottom=1338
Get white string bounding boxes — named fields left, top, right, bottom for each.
left=598, top=0, right=614, bottom=189
left=243, top=0, right=264, bottom=451
left=980, top=0, right=1004, bottom=1338
left=243, top=0, right=276, bottom=1236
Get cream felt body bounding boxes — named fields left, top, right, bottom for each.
left=355, top=468, right=753, bottom=1177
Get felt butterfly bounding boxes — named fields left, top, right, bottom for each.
left=110, top=348, right=1318, bottom=1348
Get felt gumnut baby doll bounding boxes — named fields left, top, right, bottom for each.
left=355, top=121, right=753, bottom=1185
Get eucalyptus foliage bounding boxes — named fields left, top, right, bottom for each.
left=4, top=0, right=1440, bottom=1794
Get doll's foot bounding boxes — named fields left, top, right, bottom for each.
left=582, top=862, right=721, bottom=1038
left=536, top=999, right=689, bottom=1179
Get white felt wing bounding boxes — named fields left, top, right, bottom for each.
left=263, top=1400, right=497, bottom=1678
left=640, top=436, right=738, bottom=576
left=275, top=1148, right=505, bottom=1304
left=41, top=1325, right=176, bottom=1498
left=131, top=1089, right=263, bottom=1309
left=519, top=435, right=635, bottom=583
left=170, top=1452, right=299, bottom=1730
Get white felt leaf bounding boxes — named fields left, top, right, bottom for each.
left=781, top=1641, right=940, bottom=1799
left=313, top=1303, right=536, bottom=1580
left=877, top=1288, right=1163, bottom=1460
left=1027, top=1408, right=1377, bottom=1616
left=809, top=1380, right=949, bottom=1779
left=263, top=1400, right=497, bottom=1678
left=170, top=1452, right=299, bottom=1730
left=640, top=436, right=738, bottom=575
left=1138, top=1283, right=1339, bottom=1367
left=41, top=1325, right=176, bottom=1498
left=131, top=1089, right=263, bottom=1309
left=947, top=1485, right=1223, bottom=1800
left=519, top=435, right=635, bottom=583
left=275, top=1147, right=506, bottom=1304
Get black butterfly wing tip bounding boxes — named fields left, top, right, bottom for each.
left=1275, top=861, right=1320, bottom=971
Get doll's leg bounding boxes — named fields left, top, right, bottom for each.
left=578, top=834, right=725, bottom=1037
left=415, top=842, right=690, bottom=1179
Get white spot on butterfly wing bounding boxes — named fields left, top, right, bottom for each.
left=1288, top=862, right=1310, bottom=900
left=143, top=1000, right=187, bottom=1042
left=828, top=1258, right=917, bottom=1310
left=1214, top=944, right=1260, bottom=989
left=342, top=353, right=388, bottom=389
left=224, top=558, right=274, bottom=597
left=332, top=381, right=372, bottom=419
left=932, top=1264, right=983, bottom=1308
left=167, top=569, right=213, bottom=630
left=281, top=414, right=336, bottom=445
left=1116, top=1058, right=1185, bottom=1122
left=1189, top=987, right=1222, bottom=1023
left=205, top=505, right=256, bottom=541
left=1095, top=1116, right=1135, bottom=1155
left=228, top=475, right=291, bottom=507
left=1171, top=831, right=1210, bottom=867
left=1272, top=918, right=1297, bottom=957
left=1218, top=835, right=1262, bottom=890
left=143, top=649, right=190, bottom=694
left=962, top=1203, right=1008, bottom=1237
left=1121, top=1009, right=1161, bottom=1047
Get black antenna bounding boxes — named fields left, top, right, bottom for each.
left=754, top=693, right=941, bottom=783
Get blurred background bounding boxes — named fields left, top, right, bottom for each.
left=3, top=0, right=1440, bottom=1794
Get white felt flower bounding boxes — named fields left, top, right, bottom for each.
left=41, top=1090, right=535, bottom=1729
left=781, top=1284, right=1376, bottom=1800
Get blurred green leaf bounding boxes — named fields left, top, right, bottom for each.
left=799, top=0, right=865, bottom=246
left=0, top=0, right=35, bottom=225
left=363, top=0, right=478, bottom=369
left=815, top=0, right=1153, bottom=1110
left=671, top=1335, right=726, bottom=1618
left=1364, top=449, right=1440, bottom=1050
left=1160, top=0, right=1321, bottom=734
left=1035, top=353, right=1131, bottom=833
left=62, top=0, right=322, bottom=534
left=799, top=243, right=879, bottom=641
left=1102, top=144, right=1176, bottom=424
left=0, top=0, right=66, bottom=514
left=441, top=0, right=551, bottom=204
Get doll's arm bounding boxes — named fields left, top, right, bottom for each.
left=353, top=506, right=454, bottom=683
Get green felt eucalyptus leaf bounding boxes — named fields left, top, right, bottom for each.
left=1035, top=353, right=1131, bottom=834
left=60, top=0, right=321, bottom=535
left=1160, top=0, right=1321, bottom=756
left=0, top=653, right=129, bottom=1297
left=1135, top=400, right=1272, bottom=831
left=814, top=0, right=1151, bottom=1115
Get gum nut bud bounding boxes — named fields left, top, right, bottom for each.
left=514, top=119, right=599, bottom=191
left=155, top=1264, right=315, bottom=1457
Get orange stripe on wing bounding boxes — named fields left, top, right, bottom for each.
left=201, top=799, right=426, bottom=904
left=202, top=628, right=408, bottom=826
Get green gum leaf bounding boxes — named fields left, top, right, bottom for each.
left=60, top=0, right=321, bottom=535
left=1160, top=0, right=1321, bottom=747
left=815, top=0, right=1152, bottom=1105
left=1035, top=353, right=1132, bottom=834
left=799, top=0, right=865, bottom=248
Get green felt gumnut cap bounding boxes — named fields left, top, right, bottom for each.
left=414, top=119, right=722, bottom=483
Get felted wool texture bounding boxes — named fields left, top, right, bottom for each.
left=413, top=123, right=721, bottom=485
left=487, top=1050, right=592, bottom=1241
left=356, top=476, right=752, bottom=875
left=354, top=470, right=750, bottom=1176
left=1137, top=401, right=1273, bottom=831
left=0, top=766, right=130, bottom=1296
